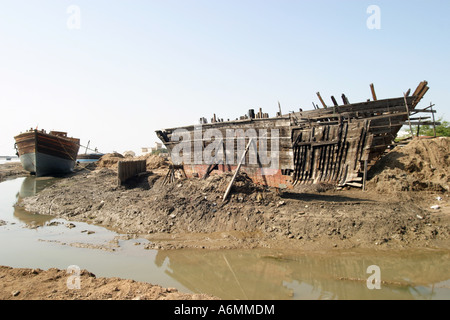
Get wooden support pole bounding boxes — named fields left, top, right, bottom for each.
left=430, top=103, right=437, bottom=138
left=363, top=160, right=368, bottom=191
left=403, top=92, right=414, bottom=138
left=316, top=92, right=328, bottom=109
left=416, top=117, right=422, bottom=137
left=370, top=83, right=377, bottom=101
left=223, top=138, right=254, bottom=202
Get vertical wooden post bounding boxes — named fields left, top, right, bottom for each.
left=403, top=93, right=414, bottom=138
left=416, top=117, right=421, bottom=137
left=431, top=103, right=437, bottom=138
left=363, top=160, right=368, bottom=191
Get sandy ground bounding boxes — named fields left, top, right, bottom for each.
left=0, top=266, right=217, bottom=300
left=0, top=161, right=28, bottom=182
left=1, top=137, right=449, bottom=299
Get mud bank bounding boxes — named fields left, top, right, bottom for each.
left=0, top=266, right=217, bottom=300
left=16, top=143, right=450, bottom=251
left=0, top=161, right=28, bottom=182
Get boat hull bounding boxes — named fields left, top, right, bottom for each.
left=156, top=81, right=431, bottom=189
left=19, top=152, right=77, bottom=177
left=77, top=153, right=104, bottom=163
left=14, top=130, right=80, bottom=177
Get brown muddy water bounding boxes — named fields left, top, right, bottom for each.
left=0, top=175, right=449, bottom=300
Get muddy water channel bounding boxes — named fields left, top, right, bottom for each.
left=0, top=176, right=449, bottom=300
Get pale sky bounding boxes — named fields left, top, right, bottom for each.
left=1, top=0, right=449, bottom=155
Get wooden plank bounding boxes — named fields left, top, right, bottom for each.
left=400, top=121, right=441, bottom=126
left=412, top=81, right=427, bottom=97
left=362, top=160, right=368, bottom=191
left=117, top=160, right=147, bottom=186
left=223, top=138, right=254, bottom=201
left=331, top=96, right=339, bottom=107
left=370, top=83, right=377, bottom=101
left=316, top=92, right=328, bottom=108
left=342, top=94, right=350, bottom=105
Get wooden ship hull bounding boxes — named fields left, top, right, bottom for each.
left=14, top=130, right=80, bottom=177
left=156, top=81, right=432, bottom=189
left=77, top=153, right=105, bottom=162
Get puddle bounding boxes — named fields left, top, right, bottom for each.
left=0, top=176, right=449, bottom=300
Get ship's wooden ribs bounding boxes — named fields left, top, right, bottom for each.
left=331, top=96, right=339, bottom=107
left=325, top=126, right=333, bottom=181
left=342, top=94, right=350, bottom=105
left=370, top=83, right=377, bottom=101
left=292, top=122, right=362, bottom=186
left=334, top=122, right=348, bottom=182
left=316, top=92, right=328, bottom=108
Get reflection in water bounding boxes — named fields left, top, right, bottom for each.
left=1, top=177, right=449, bottom=300
left=155, top=249, right=450, bottom=300
left=19, top=176, right=58, bottom=198
left=14, top=176, right=57, bottom=226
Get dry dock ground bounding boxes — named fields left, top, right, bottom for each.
left=1, top=137, right=449, bottom=299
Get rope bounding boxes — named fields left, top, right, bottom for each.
left=56, top=137, right=96, bottom=173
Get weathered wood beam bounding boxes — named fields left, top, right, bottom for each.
left=370, top=83, right=377, bottom=101
left=412, top=81, right=427, bottom=97
left=316, top=92, right=328, bottom=108
left=342, top=94, right=350, bottom=105
left=223, top=138, right=254, bottom=202
left=331, top=96, right=339, bottom=107
left=403, top=93, right=414, bottom=137
left=401, top=121, right=441, bottom=126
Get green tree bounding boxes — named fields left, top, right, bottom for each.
left=152, top=148, right=168, bottom=155
left=396, top=117, right=450, bottom=140
left=411, top=117, right=450, bottom=137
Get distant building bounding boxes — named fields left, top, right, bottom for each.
left=141, top=142, right=164, bottom=155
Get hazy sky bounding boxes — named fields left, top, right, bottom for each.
left=1, top=0, right=449, bottom=155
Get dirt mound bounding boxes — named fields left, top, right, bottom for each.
left=19, top=165, right=450, bottom=250
left=137, top=154, right=169, bottom=170
left=368, top=137, right=450, bottom=193
left=97, top=153, right=124, bottom=169
left=0, top=162, right=28, bottom=182
left=0, top=266, right=217, bottom=300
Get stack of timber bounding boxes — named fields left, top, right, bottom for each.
left=156, top=81, right=436, bottom=189
left=117, top=160, right=146, bottom=186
